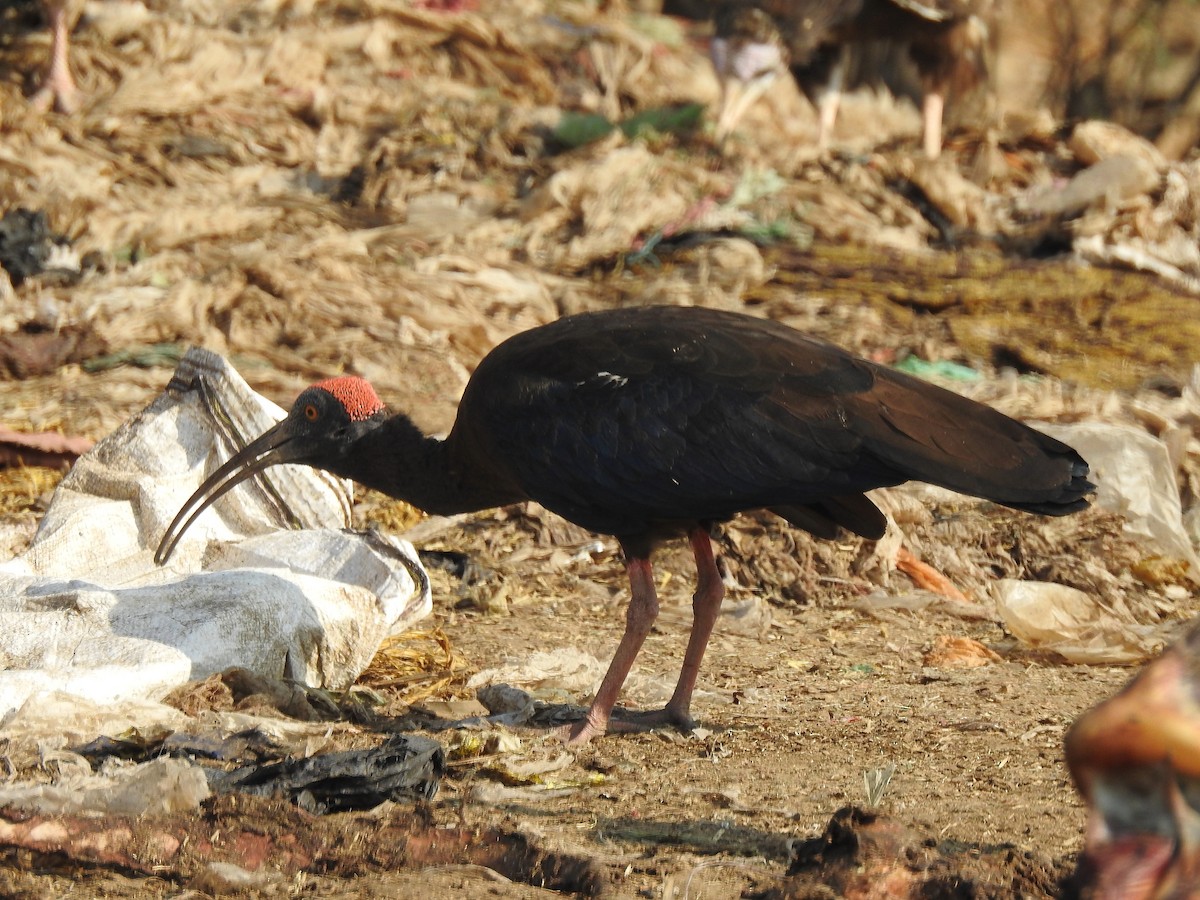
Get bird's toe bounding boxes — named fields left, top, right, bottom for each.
left=557, top=719, right=607, bottom=747
left=611, top=705, right=699, bottom=734
left=30, top=81, right=80, bottom=115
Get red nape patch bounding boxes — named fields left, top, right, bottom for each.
left=312, top=376, right=385, bottom=421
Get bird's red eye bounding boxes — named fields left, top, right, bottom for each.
left=304, top=404, right=319, bottom=421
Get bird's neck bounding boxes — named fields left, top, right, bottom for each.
left=331, top=412, right=525, bottom=515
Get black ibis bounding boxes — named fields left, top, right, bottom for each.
left=1066, top=621, right=1200, bottom=899
left=708, top=0, right=992, bottom=158
left=156, top=305, right=1091, bottom=745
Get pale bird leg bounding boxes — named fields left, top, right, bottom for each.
left=922, top=89, right=945, bottom=159
left=560, top=527, right=725, bottom=745
left=715, top=75, right=775, bottom=141
left=814, top=54, right=846, bottom=149
left=661, top=526, right=724, bottom=726
left=560, top=556, right=660, bottom=745
left=30, top=2, right=80, bottom=114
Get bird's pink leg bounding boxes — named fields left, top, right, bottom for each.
left=561, top=528, right=726, bottom=745
left=31, top=2, right=81, bottom=114
left=922, top=90, right=944, bottom=159
left=560, top=556, right=661, bottom=746
left=660, top=526, right=725, bottom=726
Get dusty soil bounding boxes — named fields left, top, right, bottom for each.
left=2, top=1, right=1200, bottom=897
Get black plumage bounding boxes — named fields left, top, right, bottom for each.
left=456, top=306, right=1084, bottom=543
left=708, top=0, right=992, bottom=157
left=157, top=306, right=1092, bottom=744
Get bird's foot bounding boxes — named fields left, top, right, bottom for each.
left=557, top=718, right=606, bottom=747
left=30, top=78, right=80, bottom=115
left=556, top=705, right=616, bottom=746
left=556, top=705, right=697, bottom=746
left=613, top=705, right=698, bottom=732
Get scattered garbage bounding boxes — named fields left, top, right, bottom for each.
left=778, top=806, right=1073, bottom=896
left=0, top=792, right=606, bottom=894
left=892, top=355, right=982, bottom=382
left=468, top=648, right=609, bottom=702
left=993, top=579, right=1167, bottom=664
left=0, top=348, right=430, bottom=720
left=1015, top=154, right=1161, bottom=221
left=921, top=636, right=1003, bottom=669
left=208, top=733, right=445, bottom=812
left=894, top=546, right=971, bottom=602
left=1068, top=120, right=1166, bottom=169
left=0, top=208, right=81, bottom=287
left=850, top=590, right=995, bottom=622
left=442, top=728, right=584, bottom=790
left=1039, top=422, right=1199, bottom=575
left=0, top=757, right=211, bottom=817
left=552, top=102, right=705, bottom=149
left=189, top=862, right=284, bottom=895
left=0, top=691, right=194, bottom=764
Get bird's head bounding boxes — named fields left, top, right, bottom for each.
left=287, top=376, right=388, bottom=458
left=1065, top=622, right=1200, bottom=899
left=154, top=376, right=386, bottom=564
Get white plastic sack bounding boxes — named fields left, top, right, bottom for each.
left=0, top=348, right=431, bottom=721
left=1038, top=421, right=1200, bottom=573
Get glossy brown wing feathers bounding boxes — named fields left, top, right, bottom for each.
left=451, top=307, right=1089, bottom=543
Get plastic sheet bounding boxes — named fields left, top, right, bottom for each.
left=0, top=757, right=211, bottom=817
left=1038, top=421, right=1199, bottom=574
left=0, top=348, right=430, bottom=720
left=993, top=579, right=1166, bottom=664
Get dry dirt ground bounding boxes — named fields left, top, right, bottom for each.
left=2, top=1, right=1200, bottom=898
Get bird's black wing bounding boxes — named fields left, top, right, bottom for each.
left=457, top=309, right=880, bottom=537
left=457, top=307, right=1089, bottom=542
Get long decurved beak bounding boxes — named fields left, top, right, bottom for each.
left=155, top=419, right=306, bottom=565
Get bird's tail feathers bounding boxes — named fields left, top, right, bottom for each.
left=862, top=376, right=1094, bottom=517
left=772, top=493, right=888, bottom=541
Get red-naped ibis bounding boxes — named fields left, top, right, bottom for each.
left=156, top=305, right=1091, bottom=745
left=1066, top=621, right=1200, bottom=899
left=708, top=0, right=991, bottom=158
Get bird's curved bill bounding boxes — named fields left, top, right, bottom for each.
left=154, top=420, right=303, bottom=565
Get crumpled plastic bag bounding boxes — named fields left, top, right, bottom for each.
left=989, top=422, right=1193, bottom=664
left=1038, top=421, right=1199, bottom=574
left=0, top=348, right=430, bottom=720
left=0, top=756, right=211, bottom=817
left=992, top=579, right=1167, bottom=664
left=466, top=648, right=609, bottom=704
